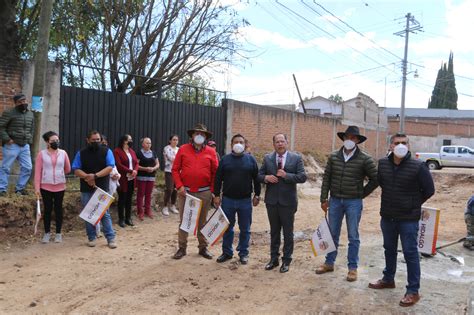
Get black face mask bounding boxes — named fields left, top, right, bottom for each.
left=16, top=104, right=27, bottom=112
left=50, top=141, right=60, bottom=150
left=88, top=142, right=100, bottom=151
left=127, top=141, right=133, bottom=147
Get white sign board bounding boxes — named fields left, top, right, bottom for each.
left=79, top=187, right=114, bottom=226
left=310, top=218, right=336, bottom=257
left=180, top=194, right=203, bottom=235
left=417, top=206, right=440, bottom=255
left=201, top=207, right=230, bottom=246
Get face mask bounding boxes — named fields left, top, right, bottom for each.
left=17, top=104, right=27, bottom=111
left=193, top=135, right=205, bottom=145
left=343, top=140, right=356, bottom=150
left=127, top=141, right=133, bottom=147
left=232, top=143, right=245, bottom=154
left=50, top=141, right=59, bottom=150
left=393, top=144, right=408, bottom=158
left=88, top=142, right=100, bottom=151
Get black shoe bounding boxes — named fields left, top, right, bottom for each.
left=265, top=258, right=279, bottom=270
left=118, top=220, right=126, bottom=228
left=239, top=256, right=249, bottom=265
left=125, top=219, right=134, bottom=226
left=15, top=190, right=28, bottom=196
left=216, top=253, right=233, bottom=263
left=199, top=248, right=213, bottom=259
left=173, top=248, right=186, bottom=259
left=280, top=261, right=290, bottom=273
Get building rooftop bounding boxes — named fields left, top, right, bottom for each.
left=384, top=107, right=474, bottom=119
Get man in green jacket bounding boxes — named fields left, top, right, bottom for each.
left=0, top=94, right=34, bottom=196
left=316, top=126, right=378, bottom=281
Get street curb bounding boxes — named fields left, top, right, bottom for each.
left=468, top=284, right=474, bottom=315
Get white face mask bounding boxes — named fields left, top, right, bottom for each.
left=343, top=140, right=356, bottom=150
left=193, top=135, right=205, bottom=145
left=232, top=143, right=245, bottom=154
left=393, top=144, right=409, bottom=158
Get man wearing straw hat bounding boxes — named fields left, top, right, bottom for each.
left=316, top=126, right=378, bottom=282
left=172, top=123, right=218, bottom=260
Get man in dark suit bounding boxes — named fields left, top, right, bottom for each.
left=258, top=133, right=307, bottom=273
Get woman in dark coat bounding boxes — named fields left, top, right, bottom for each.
left=113, top=134, right=139, bottom=227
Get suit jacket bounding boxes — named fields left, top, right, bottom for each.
left=258, top=151, right=307, bottom=207
left=113, top=147, right=139, bottom=192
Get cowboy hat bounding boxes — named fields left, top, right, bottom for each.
left=337, top=125, right=367, bottom=143
left=187, top=123, right=213, bottom=139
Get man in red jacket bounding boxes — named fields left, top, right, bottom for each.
left=172, top=124, right=218, bottom=260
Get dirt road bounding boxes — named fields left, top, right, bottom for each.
left=0, top=169, right=473, bottom=314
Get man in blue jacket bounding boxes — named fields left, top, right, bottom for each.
left=369, top=133, right=435, bottom=307
left=213, top=134, right=261, bottom=265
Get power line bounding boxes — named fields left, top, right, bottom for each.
left=407, top=62, right=474, bottom=81
left=311, top=1, right=402, bottom=61
left=231, top=62, right=396, bottom=98
left=274, top=1, right=397, bottom=73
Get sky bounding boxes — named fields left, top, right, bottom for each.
left=211, top=0, right=474, bottom=110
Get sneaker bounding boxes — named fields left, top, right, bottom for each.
left=108, top=241, right=117, bottom=249
left=54, top=233, right=63, bottom=243
left=169, top=205, right=179, bottom=214
left=41, top=233, right=51, bottom=244
left=87, top=239, right=97, bottom=247
left=347, top=269, right=358, bottom=282
left=162, top=207, right=170, bottom=216
left=0, top=191, right=7, bottom=197
left=15, top=190, right=28, bottom=196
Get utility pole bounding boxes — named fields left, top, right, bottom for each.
left=394, top=13, right=422, bottom=133
left=31, top=0, right=54, bottom=160
left=292, top=74, right=307, bottom=114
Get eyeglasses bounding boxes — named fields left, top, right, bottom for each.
left=393, top=141, right=408, bottom=145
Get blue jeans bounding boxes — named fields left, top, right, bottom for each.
left=81, top=192, right=115, bottom=242
left=325, top=197, right=363, bottom=269
left=381, top=217, right=420, bottom=294
left=0, top=143, right=32, bottom=192
left=221, top=196, right=252, bottom=257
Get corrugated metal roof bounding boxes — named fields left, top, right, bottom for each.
left=384, top=107, right=474, bottom=119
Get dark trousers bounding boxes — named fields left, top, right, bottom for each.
left=266, top=203, right=296, bottom=263
left=381, top=217, right=420, bottom=294
left=118, top=180, right=134, bottom=221
left=40, top=189, right=65, bottom=234
left=164, top=172, right=177, bottom=206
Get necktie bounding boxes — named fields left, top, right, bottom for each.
left=278, top=155, right=283, bottom=169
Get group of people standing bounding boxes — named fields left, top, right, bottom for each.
left=0, top=94, right=440, bottom=308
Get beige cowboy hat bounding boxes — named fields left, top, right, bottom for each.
left=187, top=123, right=213, bottom=139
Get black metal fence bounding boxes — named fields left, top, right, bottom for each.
left=59, top=86, right=227, bottom=167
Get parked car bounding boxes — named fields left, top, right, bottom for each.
left=415, top=145, right=474, bottom=170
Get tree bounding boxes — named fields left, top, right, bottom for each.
left=0, top=0, right=23, bottom=62
left=328, top=94, right=343, bottom=104
left=162, top=74, right=222, bottom=106
left=11, top=0, right=247, bottom=95
left=428, top=52, right=458, bottom=109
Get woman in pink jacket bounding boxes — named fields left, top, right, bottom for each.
left=34, top=131, right=71, bottom=244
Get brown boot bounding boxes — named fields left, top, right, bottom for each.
left=173, top=248, right=186, bottom=259
left=315, top=263, right=334, bottom=274
left=346, top=269, right=357, bottom=282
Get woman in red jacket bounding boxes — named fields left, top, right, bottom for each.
left=113, top=134, right=138, bottom=227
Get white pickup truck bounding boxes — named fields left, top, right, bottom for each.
left=415, top=145, right=474, bottom=170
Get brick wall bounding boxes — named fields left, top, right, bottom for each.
left=389, top=118, right=473, bottom=137
left=0, top=62, right=23, bottom=113
left=228, top=100, right=388, bottom=159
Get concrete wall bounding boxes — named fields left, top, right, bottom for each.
left=225, top=99, right=389, bottom=159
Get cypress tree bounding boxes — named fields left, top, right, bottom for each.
left=428, top=52, right=458, bottom=109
